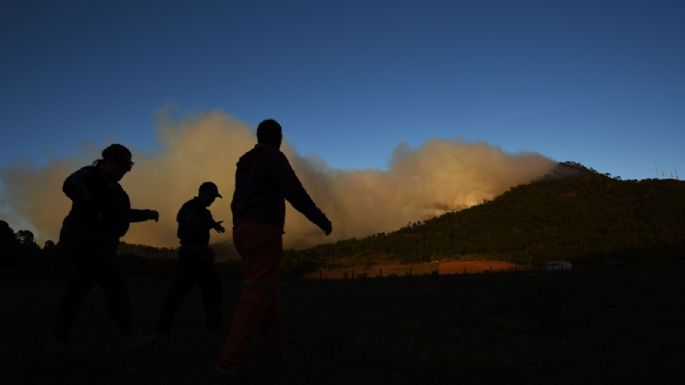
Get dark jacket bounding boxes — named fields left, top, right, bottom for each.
left=231, top=144, right=329, bottom=231
left=177, top=197, right=217, bottom=247
left=61, top=165, right=152, bottom=243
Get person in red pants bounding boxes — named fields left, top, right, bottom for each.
left=217, top=119, right=332, bottom=379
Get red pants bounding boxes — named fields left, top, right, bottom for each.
left=219, top=221, right=284, bottom=368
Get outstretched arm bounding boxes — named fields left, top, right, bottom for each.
left=272, top=152, right=332, bottom=235
left=129, top=209, right=159, bottom=222
left=180, top=210, right=224, bottom=232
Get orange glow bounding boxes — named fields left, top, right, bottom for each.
left=303, top=260, right=522, bottom=280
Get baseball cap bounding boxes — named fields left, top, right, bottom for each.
left=199, top=181, right=222, bottom=198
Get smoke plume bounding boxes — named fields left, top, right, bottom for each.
left=0, top=112, right=555, bottom=248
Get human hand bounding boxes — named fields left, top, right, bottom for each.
left=148, top=210, right=159, bottom=222
left=321, top=219, right=332, bottom=236
left=214, top=220, right=226, bottom=233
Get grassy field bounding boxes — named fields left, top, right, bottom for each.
left=2, top=257, right=684, bottom=385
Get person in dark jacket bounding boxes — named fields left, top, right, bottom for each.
left=158, top=181, right=226, bottom=334
left=55, top=144, right=159, bottom=341
left=217, top=119, right=332, bottom=377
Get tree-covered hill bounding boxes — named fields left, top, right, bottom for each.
left=287, top=162, right=685, bottom=269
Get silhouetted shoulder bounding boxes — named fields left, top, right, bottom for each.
left=236, top=147, right=262, bottom=168
left=63, top=165, right=105, bottom=201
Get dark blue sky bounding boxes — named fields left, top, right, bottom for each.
left=2, top=0, right=684, bottom=179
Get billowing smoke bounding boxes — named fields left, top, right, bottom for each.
left=0, top=112, right=555, bottom=248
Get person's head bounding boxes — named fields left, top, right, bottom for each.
left=97, top=144, right=134, bottom=181
left=257, top=119, right=282, bottom=147
left=198, top=181, right=222, bottom=206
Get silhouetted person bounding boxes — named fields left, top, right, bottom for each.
left=216, top=119, right=332, bottom=379
left=55, top=144, right=159, bottom=342
left=158, top=182, right=225, bottom=334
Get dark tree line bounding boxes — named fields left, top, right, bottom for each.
left=0, top=219, right=50, bottom=269
left=0, top=219, right=245, bottom=279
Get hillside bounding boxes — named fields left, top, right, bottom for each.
left=286, top=162, right=685, bottom=269
left=4, top=162, right=684, bottom=276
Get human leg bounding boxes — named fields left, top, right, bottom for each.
left=197, top=257, right=223, bottom=331
left=258, top=291, right=284, bottom=360
left=218, top=221, right=283, bottom=369
left=96, top=252, right=135, bottom=337
left=54, top=235, right=97, bottom=340
left=157, top=252, right=197, bottom=333
left=55, top=270, right=95, bottom=340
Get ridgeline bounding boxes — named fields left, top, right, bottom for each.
left=3, top=162, right=684, bottom=278
left=285, top=162, right=685, bottom=272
